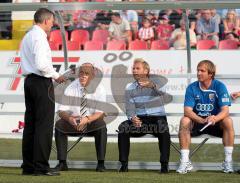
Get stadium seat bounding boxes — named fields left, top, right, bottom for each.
left=48, top=41, right=59, bottom=50
left=106, top=40, right=126, bottom=50
left=49, top=30, right=68, bottom=46
left=92, top=29, right=109, bottom=44
left=196, top=40, right=216, bottom=50
left=219, top=40, right=238, bottom=50
left=70, top=29, right=89, bottom=46
left=151, top=40, right=169, bottom=50
left=84, top=41, right=104, bottom=50
left=128, top=40, right=148, bottom=50
left=66, top=41, right=81, bottom=50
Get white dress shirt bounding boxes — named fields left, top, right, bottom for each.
left=58, top=79, right=107, bottom=116
left=20, top=25, right=59, bottom=79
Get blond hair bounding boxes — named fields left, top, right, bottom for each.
left=133, top=58, right=150, bottom=77
left=197, top=60, right=216, bottom=79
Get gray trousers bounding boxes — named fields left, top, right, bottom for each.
left=55, top=119, right=107, bottom=161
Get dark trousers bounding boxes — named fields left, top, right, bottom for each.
left=55, top=119, right=107, bottom=161
left=22, top=74, right=55, bottom=172
left=118, top=116, right=170, bottom=164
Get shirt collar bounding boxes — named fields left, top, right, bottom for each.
left=33, top=25, right=47, bottom=38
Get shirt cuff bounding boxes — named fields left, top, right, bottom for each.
left=52, top=72, right=60, bottom=80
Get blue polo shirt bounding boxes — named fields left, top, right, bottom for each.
left=184, top=79, right=230, bottom=117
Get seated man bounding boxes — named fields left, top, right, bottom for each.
left=177, top=60, right=234, bottom=174
left=108, top=12, right=131, bottom=43
left=54, top=63, right=107, bottom=172
left=118, top=58, right=171, bottom=173
left=196, top=9, right=220, bottom=47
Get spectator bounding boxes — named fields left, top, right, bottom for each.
left=223, top=10, right=240, bottom=37
left=196, top=9, right=219, bottom=47
left=156, top=15, right=174, bottom=40
left=170, top=19, right=197, bottom=50
left=73, top=10, right=97, bottom=34
left=120, top=10, right=138, bottom=39
left=94, top=10, right=111, bottom=30
left=108, top=12, right=131, bottom=43
left=168, top=9, right=183, bottom=29
left=138, top=18, right=154, bottom=48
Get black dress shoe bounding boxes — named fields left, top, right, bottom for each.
left=96, top=164, right=106, bottom=172
left=34, top=169, right=60, bottom=176
left=160, top=163, right=169, bottom=174
left=118, top=163, right=128, bottom=172
left=55, top=162, right=68, bottom=171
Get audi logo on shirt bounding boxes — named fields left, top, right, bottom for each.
left=196, top=103, right=214, bottom=112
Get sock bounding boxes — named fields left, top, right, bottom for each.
left=98, top=160, right=104, bottom=165
left=180, top=149, right=190, bottom=162
left=224, top=146, right=233, bottom=162
left=121, top=161, right=128, bottom=166
left=60, top=160, right=66, bottom=163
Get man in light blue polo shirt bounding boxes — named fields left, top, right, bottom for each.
left=196, top=9, right=220, bottom=47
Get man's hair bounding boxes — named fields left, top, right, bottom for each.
left=34, top=8, right=54, bottom=24
left=134, top=58, right=150, bottom=77
left=111, top=12, right=121, bottom=18
left=197, top=60, right=216, bottom=79
left=79, top=63, right=95, bottom=76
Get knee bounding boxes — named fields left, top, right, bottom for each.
left=179, top=117, right=191, bottom=133
left=221, top=117, right=234, bottom=131
left=118, top=120, right=130, bottom=134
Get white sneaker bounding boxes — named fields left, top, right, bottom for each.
left=222, top=161, right=233, bottom=173
left=176, top=161, right=193, bottom=174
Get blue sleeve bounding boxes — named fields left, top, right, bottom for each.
left=214, top=20, right=219, bottom=33
left=217, top=83, right=231, bottom=107
left=184, top=85, right=195, bottom=108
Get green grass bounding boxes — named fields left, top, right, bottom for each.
left=1, top=139, right=240, bottom=183
left=0, top=139, right=240, bottom=162
left=0, top=167, right=239, bottom=183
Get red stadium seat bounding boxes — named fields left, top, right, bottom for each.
left=84, top=41, right=104, bottom=50
left=219, top=40, right=238, bottom=50
left=196, top=40, right=216, bottom=50
left=66, top=41, right=81, bottom=50
left=128, top=40, right=148, bottom=50
left=92, top=29, right=109, bottom=44
left=48, top=41, right=59, bottom=50
left=49, top=30, right=68, bottom=46
left=106, top=40, right=126, bottom=50
left=70, top=29, right=89, bottom=46
left=151, top=40, right=169, bottom=50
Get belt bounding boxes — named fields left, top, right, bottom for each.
left=26, top=73, right=50, bottom=79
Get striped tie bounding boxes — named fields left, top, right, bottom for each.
left=80, top=88, right=87, bottom=118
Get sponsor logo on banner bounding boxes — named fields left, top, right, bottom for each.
left=9, top=57, right=80, bottom=91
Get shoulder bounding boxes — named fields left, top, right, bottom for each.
left=96, top=83, right=107, bottom=94
left=213, top=79, right=227, bottom=89
left=64, top=79, right=79, bottom=95
left=125, top=82, right=136, bottom=91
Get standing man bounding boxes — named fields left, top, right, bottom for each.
left=20, top=8, right=65, bottom=176
left=118, top=58, right=171, bottom=173
left=54, top=63, right=107, bottom=172
left=177, top=60, right=234, bottom=174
